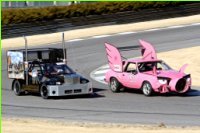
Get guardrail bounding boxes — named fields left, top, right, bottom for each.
left=2, top=3, right=200, bottom=39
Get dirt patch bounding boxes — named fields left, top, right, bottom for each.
left=2, top=117, right=200, bottom=133
left=2, top=14, right=200, bottom=49
left=157, top=46, right=200, bottom=87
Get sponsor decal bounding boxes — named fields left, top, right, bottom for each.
left=7, top=51, right=24, bottom=79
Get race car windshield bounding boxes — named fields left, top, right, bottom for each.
left=138, top=61, right=171, bottom=72
left=46, top=64, right=75, bottom=75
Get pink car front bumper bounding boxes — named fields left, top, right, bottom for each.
left=156, top=76, right=191, bottom=93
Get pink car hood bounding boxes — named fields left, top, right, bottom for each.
left=143, top=70, right=185, bottom=79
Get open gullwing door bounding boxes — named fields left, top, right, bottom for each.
left=105, top=43, right=123, bottom=72
left=139, top=39, right=157, bottom=60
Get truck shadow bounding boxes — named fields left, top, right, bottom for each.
left=49, top=88, right=106, bottom=100
left=24, top=88, right=106, bottom=100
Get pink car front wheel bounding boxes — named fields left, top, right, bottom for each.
left=142, top=82, right=153, bottom=96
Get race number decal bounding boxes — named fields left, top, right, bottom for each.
left=113, top=64, right=121, bottom=72
left=128, top=74, right=135, bottom=82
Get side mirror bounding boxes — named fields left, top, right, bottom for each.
left=132, top=70, right=138, bottom=75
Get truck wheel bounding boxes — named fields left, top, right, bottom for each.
left=12, top=80, right=22, bottom=96
left=142, top=82, right=153, bottom=96
left=110, top=78, right=121, bottom=93
left=40, top=84, right=49, bottom=99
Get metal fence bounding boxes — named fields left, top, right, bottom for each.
left=2, top=3, right=200, bottom=39
left=2, top=1, right=79, bottom=8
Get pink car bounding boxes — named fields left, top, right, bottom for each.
left=104, top=40, right=191, bottom=96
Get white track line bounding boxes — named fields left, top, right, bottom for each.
left=190, top=23, right=200, bottom=26
left=117, top=31, right=136, bottom=35
left=67, top=23, right=200, bottom=43
left=114, top=23, right=200, bottom=36
left=67, top=39, right=84, bottom=42
left=144, top=28, right=160, bottom=32
left=167, top=25, right=184, bottom=29
left=90, top=65, right=109, bottom=84
left=94, top=69, right=108, bottom=75
left=92, top=35, right=111, bottom=38
left=94, top=75, right=105, bottom=80
left=101, top=65, right=109, bottom=69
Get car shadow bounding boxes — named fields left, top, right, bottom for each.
left=93, top=87, right=107, bottom=93
left=122, top=88, right=143, bottom=95
left=159, top=89, right=200, bottom=97
left=50, top=93, right=105, bottom=100
left=123, top=88, right=200, bottom=97
left=24, top=88, right=106, bottom=100
left=187, top=89, right=200, bottom=96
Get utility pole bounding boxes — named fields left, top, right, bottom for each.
left=62, top=33, right=67, bottom=64
left=24, top=36, right=28, bottom=85
left=53, top=1, right=57, bottom=6
left=8, top=1, right=12, bottom=7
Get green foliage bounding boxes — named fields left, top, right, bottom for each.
left=2, top=2, right=185, bottom=25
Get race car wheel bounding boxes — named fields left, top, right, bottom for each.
left=110, top=78, right=121, bottom=93
left=142, top=82, right=153, bottom=96
left=40, top=84, right=49, bottom=99
left=12, top=80, right=22, bottom=96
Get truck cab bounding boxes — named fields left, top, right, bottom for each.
left=8, top=48, right=92, bottom=99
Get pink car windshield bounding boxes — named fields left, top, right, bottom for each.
left=138, top=61, right=171, bottom=72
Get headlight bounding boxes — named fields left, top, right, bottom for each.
left=158, top=77, right=170, bottom=85
left=186, top=78, right=191, bottom=82
left=56, top=82, right=61, bottom=85
left=158, top=79, right=167, bottom=84
left=80, top=79, right=89, bottom=84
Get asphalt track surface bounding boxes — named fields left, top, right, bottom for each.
left=2, top=24, right=200, bottom=126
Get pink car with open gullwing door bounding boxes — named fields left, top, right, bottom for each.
left=104, top=40, right=191, bottom=96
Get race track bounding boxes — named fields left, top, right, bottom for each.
left=2, top=24, right=200, bottom=126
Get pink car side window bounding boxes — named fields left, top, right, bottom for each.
left=125, top=63, right=137, bottom=73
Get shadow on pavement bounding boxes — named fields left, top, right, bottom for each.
left=22, top=87, right=106, bottom=100
left=123, top=88, right=200, bottom=97
left=50, top=93, right=105, bottom=100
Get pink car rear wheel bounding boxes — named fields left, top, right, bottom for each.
left=142, top=82, right=153, bottom=96
left=110, top=78, right=121, bottom=93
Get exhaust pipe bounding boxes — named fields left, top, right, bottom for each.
left=62, top=32, right=67, bottom=64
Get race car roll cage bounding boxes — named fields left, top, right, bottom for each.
left=8, top=33, right=67, bottom=86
